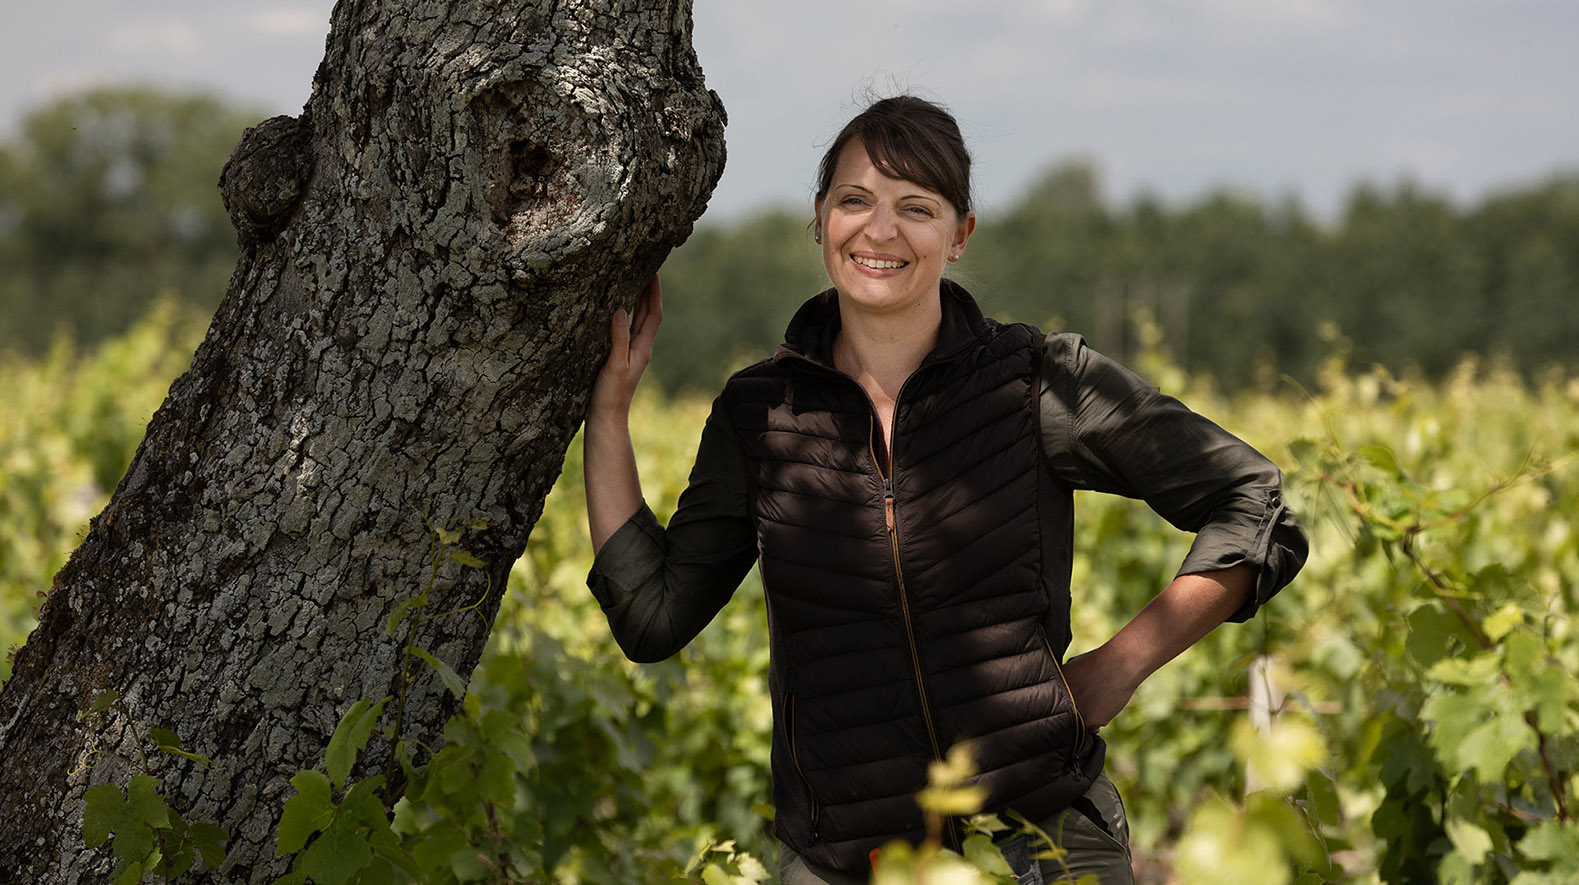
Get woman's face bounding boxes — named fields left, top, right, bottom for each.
left=815, top=141, right=974, bottom=319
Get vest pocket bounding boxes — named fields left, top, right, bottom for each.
left=786, top=693, right=822, bottom=841
left=1041, top=632, right=1089, bottom=761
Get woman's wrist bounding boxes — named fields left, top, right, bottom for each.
left=585, top=396, right=634, bottom=437
left=1087, top=637, right=1154, bottom=695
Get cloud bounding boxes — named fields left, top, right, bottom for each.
left=1068, top=70, right=1225, bottom=109
left=1189, top=0, right=1353, bottom=34
left=249, top=7, right=329, bottom=39
left=105, top=22, right=200, bottom=55
left=1090, top=7, right=1173, bottom=46
left=1429, top=89, right=1569, bottom=123
left=888, top=0, right=1089, bottom=21
left=1378, top=135, right=1466, bottom=180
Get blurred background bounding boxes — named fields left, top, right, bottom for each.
left=2, top=0, right=1576, bottom=388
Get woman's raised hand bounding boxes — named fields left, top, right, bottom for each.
left=591, top=274, right=663, bottom=415
left=584, top=274, right=662, bottom=553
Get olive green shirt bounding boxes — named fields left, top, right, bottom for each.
left=589, top=328, right=1307, bottom=663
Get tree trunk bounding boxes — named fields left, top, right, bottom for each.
left=0, top=0, right=725, bottom=879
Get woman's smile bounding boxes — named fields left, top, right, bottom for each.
left=850, top=253, right=910, bottom=273
left=815, top=137, right=973, bottom=319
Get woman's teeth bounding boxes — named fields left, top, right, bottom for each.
left=853, top=256, right=908, bottom=269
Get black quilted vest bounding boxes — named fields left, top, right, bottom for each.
left=721, top=283, right=1104, bottom=872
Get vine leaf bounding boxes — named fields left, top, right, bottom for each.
left=325, top=698, right=389, bottom=791
left=125, top=774, right=171, bottom=825
left=80, top=690, right=120, bottom=720
left=82, top=783, right=125, bottom=849
left=298, top=814, right=373, bottom=884
left=276, top=770, right=334, bottom=855
left=112, top=860, right=145, bottom=885
left=189, top=821, right=229, bottom=869
left=81, top=773, right=172, bottom=865
left=1444, top=817, right=1493, bottom=864
left=1357, top=443, right=1404, bottom=477
left=150, top=726, right=213, bottom=765
left=409, top=647, right=468, bottom=700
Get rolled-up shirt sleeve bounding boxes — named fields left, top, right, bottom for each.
left=1038, top=332, right=1308, bottom=621
left=586, top=394, right=759, bottom=662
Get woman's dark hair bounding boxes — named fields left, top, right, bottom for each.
left=815, top=95, right=973, bottom=218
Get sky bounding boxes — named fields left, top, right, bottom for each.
left=3, top=1, right=1576, bottom=223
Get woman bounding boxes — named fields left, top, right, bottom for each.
left=583, top=96, right=1306, bottom=883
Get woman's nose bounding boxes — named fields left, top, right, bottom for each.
left=864, top=204, right=898, bottom=241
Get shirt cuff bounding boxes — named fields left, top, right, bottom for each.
left=1175, top=489, right=1306, bottom=622
left=587, top=502, right=665, bottom=611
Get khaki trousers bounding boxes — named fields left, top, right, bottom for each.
left=778, top=773, right=1133, bottom=885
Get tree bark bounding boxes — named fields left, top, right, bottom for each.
left=0, top=0, right=725, bottom=879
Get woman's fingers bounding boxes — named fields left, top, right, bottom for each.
left=594, top=275, right=663, bottom=406
left=632, top=274, right=663, bottom=353
left=610, top=307, right=631, bottom=351
left=623, top=275, right=662, bottom=374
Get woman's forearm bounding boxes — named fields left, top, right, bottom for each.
left=1064, top=564, right=1255, bottom=727
left=584, top=410, right=644, bottom=553
left=1102, top=565, right=1254, bottom=688
left=584, top=275, right=663, bottom=554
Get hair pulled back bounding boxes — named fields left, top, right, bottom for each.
left=816, top=95, right=973, bottom=218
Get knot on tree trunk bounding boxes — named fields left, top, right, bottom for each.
left=220, top=113, right=315, bottom=246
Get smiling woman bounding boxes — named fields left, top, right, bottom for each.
left=581, top=94, right=1307, bottom=884
left=816, top=142, right=971, bottom=335
left=812, top=98, right=976, bottom=449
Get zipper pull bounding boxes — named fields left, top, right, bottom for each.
left=883, top=477, right=895, bottom=534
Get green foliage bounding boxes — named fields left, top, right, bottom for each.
left=1284, top=388, right=1578, bottom=884
left=865, top=743, right=1117, bottom=884
left=272, top=523, right=487, bottom=884
left=867, top=744, right=1021, bottom=885
left=82, top=775, right=227, bottom=884
left=683, top=840, right=771, bottom=885
left=368, top=396, right=777, bottom=883
left=0, top=302, right=206, bottom=681
left=325, top=699, right=390, bottom=792
left=74, top=692, right=228, bottom=881
left=7, top=282, right=1579, bottom=882
left=273, top=770, right=417, bottom=885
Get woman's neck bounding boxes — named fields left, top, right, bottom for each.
left=832, top=290, right=942, bottom=402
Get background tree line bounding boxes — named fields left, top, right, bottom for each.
left=3, top=86, right=1576, bottom=392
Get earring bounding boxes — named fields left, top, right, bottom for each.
left=815, top=233, right=822, bottom=243
left=949, top=253, right=960, bottom=262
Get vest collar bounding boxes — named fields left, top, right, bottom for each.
left=772, top=279, right=991, bottom=373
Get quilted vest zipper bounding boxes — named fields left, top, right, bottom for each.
left=869, top=410, right=960, bottom=853
left=786, top=693, right=821, bottom=841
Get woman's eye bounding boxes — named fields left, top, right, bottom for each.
left=905, top=205, right=934, bottom=217
left=841, top=196, right=866, bottom=207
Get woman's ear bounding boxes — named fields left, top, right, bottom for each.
left=951, top=210, right=976, bottom=257
left=812, top=198, right=824, bottom=242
